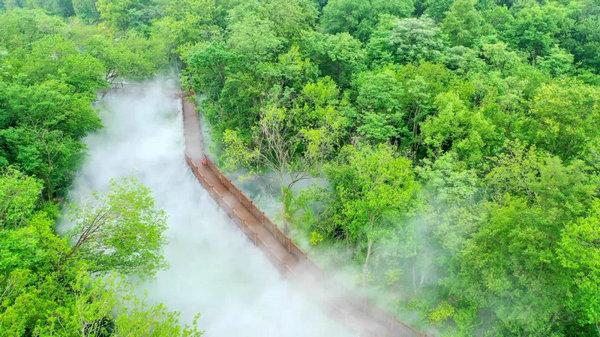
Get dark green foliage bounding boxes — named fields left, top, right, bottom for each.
left=321, top=0, right=415, bottom=41
left=2, top=0, right=599, bottom=335
left=72, top=0, right=99, bottom=22
left=176, top=0, right=600, bottom=335
left=0, top=9, right=162, bottom=198
left=0, top=9, right=200, bottom=336
left=96, top=0, right=163, bottom=34
left=367, top=15, right=445, bottom=66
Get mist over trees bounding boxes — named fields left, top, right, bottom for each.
left=177, top=0, right=600, bottom=335
left=0, top=6, right=198, bottom=337
left=0, top=0, right=599, bottom=336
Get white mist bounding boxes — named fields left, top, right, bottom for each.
left=67, top=78, right=354, bottom=337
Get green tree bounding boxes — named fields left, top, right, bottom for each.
left=557, top=201, right=600, bottom=331
left=421, top=91, right=498, bottom=166
left=441, top=0, right=491, bottom=47
left=0, top=8, right=65, bottom=50
left=72, top=0, right=99, bottom=22
left=353, top=66, right=405, bottom=143
left=150, top=0, right=220, bottom=60
left=96, top=0, right=163, bottom=33
left=2, top=80, right=101, bottom=138
left=320, top=144, right=420, bottom=277
left=227, top=16, right=283, bottom=64
left=565, top=0, right=600, bottom=73
left=0, top=127, right=86, bottom=198
left=321, top=0, right=415, bottom=41
left=26, top=0, right=74, bottom=17
left=12, top=34, right=107, bottom=92
left=537, top=46, right=574, bottom=77
left=423, top=0, right=453, bottom=21
left=505, top=1, right=574, bottom=61
left=66, top=177, right=167, bottom=276
left=184, top=41, right=234, bottom=101
left=0, top=169, right=42, bottom=228
left=367, top=15, right=446, bottom=66
left=300, top=30, right=366, bottom=88
left=524, top=79, right=600, bottom=161
left=66, top=22, right=162, bottom=82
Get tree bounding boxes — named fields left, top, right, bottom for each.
left=557, top=201, right=600, bottom=331
left=253, top=0, right=318, bottom=43
left=13, top=34, right=107, bottom=92
left=96, top=0, right=163, bottom=33
left=441, top=0, right=491, bottom=47
left=444, top=144, right=600, bottom=335
left=0, top=9, right=65, bottom=50
left=367, top=15, right=446, bottom=66
left=183, top=41, right=236, bottom=101
left=524, top=79, right=600, bottom=161
left=25, top=0, right=74, bottom=17
left=321, top=0, right=415, bottom=41
left=537, top=46, right=574, bottom=77
left=353, top=66, right=405, bottom=143
left=0, top=268, right=203, bottom=337
left=66, top=177, right=167, bottom=276
left=66, top=23, right=162, bottom=82
left=300, top=30, right=366, bottom=88
left=223, top=78, right=348, bottom=232
left=150, top=0, right=220, bottom=60
left=421, top=92, right=498, bottom=166
left=0, top=169, right=42, bottom=228
left=226, top=15, right=283, bottom=64
left=320, top=144, right=420, bottom=278
left=72, top=0, right=100, bottom=22
left=565, top=0, right=600, bottom=73
left=0, top=213, right=64, bottom=276
left=3, top=80, right=102, bottom=138
left=504, top=2, right=574, bottom=61
left=0, top=127, right=86, bottom=199
left=423, top=0, right=454, bottom=21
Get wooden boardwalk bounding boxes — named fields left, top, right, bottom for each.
left=181, top=95, right=428, bottom=337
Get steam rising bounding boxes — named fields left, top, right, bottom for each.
left=68, top=79, right=353, bottom=337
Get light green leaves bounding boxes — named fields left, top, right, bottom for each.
left=557, top=201, right=600, bottom=326
left=0, top=169, right=42, bottom=228
left=67, top=177, right=168, bottom=276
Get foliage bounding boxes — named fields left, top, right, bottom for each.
left=66, top=177, right=168, bottom=276
left=2, top=0, right=599, bottom=335
left=367, top=15, right=445, bottom=66
left=96, top=0, right=162, bottom=34
left=0, top=7, right=198, bottom=337
left=317, top=144, right=420, bottom=272
left=174, top=0, right=600, bottom=335
left=0, top=168, right=42, bottom=228
left=72, top=0, right=99, bottom=22
left=321, top=0, right=415, bottom=41
left=441, top=0, right=491, bottom=47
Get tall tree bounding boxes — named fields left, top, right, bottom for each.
left=66, top=177, right=168, bottom=276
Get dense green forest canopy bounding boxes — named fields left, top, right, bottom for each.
left=0, top=0, right=599, bottom=336
left=179, top=0, right=600, bottom=336
left=0, top=5, right=200, bottom=337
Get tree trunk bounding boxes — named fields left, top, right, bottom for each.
left=412, top=265, right=417, bottom=292
left=362, top=237, right=373, bottom=285
left=281, top=185, right=291, bottom=234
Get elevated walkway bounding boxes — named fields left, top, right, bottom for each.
left=181, top=95, right=428, bottom=337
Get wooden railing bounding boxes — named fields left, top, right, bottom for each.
left=182, top=95, right=430, bottom=337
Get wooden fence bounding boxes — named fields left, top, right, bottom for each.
left=182, top=94, right=430, bottom=337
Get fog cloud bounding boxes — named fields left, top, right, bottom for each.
left=67, top=78, right=354, bottom=337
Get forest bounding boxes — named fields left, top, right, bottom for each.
left=0, top=0, right=598, bottom=336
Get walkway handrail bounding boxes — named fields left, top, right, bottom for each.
left=181, top=94, right=430, bottom=337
